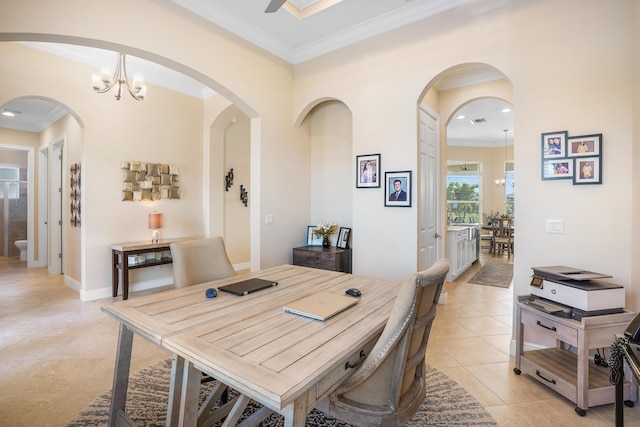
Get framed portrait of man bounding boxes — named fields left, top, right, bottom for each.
left=385, top=171, right=411, bottom=207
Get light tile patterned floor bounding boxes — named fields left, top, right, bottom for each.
left=0, top=254, right=638, bottom=426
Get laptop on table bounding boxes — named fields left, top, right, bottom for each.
left=218, top=278, right=278, bottom=296
left=283, top=291, right=358, bottom=321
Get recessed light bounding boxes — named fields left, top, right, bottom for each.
left=502, top=108, right=512, bottom=113
left=456, top=115, right=465, bottom=120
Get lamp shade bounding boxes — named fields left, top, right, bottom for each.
left=148, top=212, right=163, bottom=229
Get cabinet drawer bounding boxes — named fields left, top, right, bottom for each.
left=293, top=251, right=337, bottom=269
left=521, top=353, right=576, bottom=402
left=521, top=309, right=577, bottom=346
left=310, top=332, right=380, bottom=405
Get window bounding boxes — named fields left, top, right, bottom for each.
left=505, top=161, right=515, bottom=216
left=446, top=161, right=480, bottom=224
left=0, top=166, right=20, bottom=199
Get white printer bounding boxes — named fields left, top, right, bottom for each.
left=527, top=265, right=625, bottom=320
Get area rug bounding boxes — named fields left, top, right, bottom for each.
left=67, top=358, right=497, bottom=427
left=468, top=263, right=513, bottom=288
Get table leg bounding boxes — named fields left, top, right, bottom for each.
left=108, top=324, right=133, bottom=427
left=282, top=396, right=308, bottom=427
left=166, top=355, right=185, bottom=427
left=178, top=361, right=201, bottom=427
left=112, top=250, right=120, bottom=297
left=122, top=258, right=130, bottom=300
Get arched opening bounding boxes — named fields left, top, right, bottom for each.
left=417, top=62, right=513, bottom=297
left=0, top=96, right=82, bottom=274
left=296, top=99, right=353, bottom=248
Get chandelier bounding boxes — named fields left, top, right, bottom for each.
left=91, top=53, right=147, bottom=101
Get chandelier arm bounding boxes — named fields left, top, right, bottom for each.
left=121, top=55, right=145, bottom=101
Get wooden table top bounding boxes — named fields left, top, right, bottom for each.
left=110, top=237, right=194, bottom=252
left=102, top=265, right=402, bottom=413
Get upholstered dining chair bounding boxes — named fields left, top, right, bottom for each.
left=170, top=236, right=236, bottom=288
left=168, top=236, right=237, bottom=425
left=315, top=258, right=449, bottom=427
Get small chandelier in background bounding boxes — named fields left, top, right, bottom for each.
left=91, top=53, right=147, bottom=101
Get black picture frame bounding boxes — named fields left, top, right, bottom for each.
left=385, top=171, right=412, bottom=207
left=568, top=134, right=601, bottom=158
left=336, top=227, right=351, bottom=249
left=542, top=159, right=573, bottom=180
left=573, top=156, right=602, bottom=185
left=356, top=153, right=381, bottom=188
left=541, top=131, right=568, bottom=159
left=306, top=226, right=323, bottom=246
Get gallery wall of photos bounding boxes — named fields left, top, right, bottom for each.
left=541, top=131, right=602, bottom=185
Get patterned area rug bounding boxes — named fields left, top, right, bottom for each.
left=468, top=263, right=513, bottom=288
left=67, top=358, right=497, bottom=427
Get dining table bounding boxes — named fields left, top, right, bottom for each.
left=101, top=264, right=403, bottom=427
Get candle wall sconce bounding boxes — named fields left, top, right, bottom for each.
left=225, top=168, right=234, bottom=191
left=240, top=185, right=248, bottom=207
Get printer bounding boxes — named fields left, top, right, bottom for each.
left=526, top=265, right=625, bottom=320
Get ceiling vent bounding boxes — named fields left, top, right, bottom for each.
left=470, top=118, right=486, bottom=124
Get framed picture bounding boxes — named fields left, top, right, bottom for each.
left=568, top=134, right=601, bottom=157
left=573, top=156, right=601, bottom=185
left=385, top=170, right=412, bottom=207
left=542, top=159, right=573, bottom=180
left=541, top=131, right=568, bottom=159
left=306, top=226, right=323, bottom=246
left=336, top=227, right=351, bottom=249
left=356, top=154, right=380, bottom=188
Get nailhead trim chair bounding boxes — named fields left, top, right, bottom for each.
left=315, top=258, right=449, bottom=427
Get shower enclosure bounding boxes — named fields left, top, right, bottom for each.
left=0, top=151, right=28, bottom=258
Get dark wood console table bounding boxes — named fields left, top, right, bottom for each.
left=111, top=238, right=189, bottom=300
left=292, top=246, right=352, bottom=273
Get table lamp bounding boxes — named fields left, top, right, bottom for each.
left=148, top=212, right=163, bottom=243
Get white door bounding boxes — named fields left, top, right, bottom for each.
left=50, top=139, right=64, bottom=274
left=418, top=106, right=440, bottom=271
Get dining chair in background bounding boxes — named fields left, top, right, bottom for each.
left=491, top=217, right=514, bottom=258
left=314, top=258, right=449, bottom=426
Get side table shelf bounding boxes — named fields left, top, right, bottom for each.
left=514, top=297, right=637, bottom=415
left=111, top=238, right=190, bottom=300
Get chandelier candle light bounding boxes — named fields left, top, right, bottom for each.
left=91, top=53, right=147, bottom=101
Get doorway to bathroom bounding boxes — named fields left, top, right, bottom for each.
left=0, top=147, right=29, bottom=259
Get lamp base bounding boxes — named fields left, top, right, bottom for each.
left=151, top=230, right=160, bottom=244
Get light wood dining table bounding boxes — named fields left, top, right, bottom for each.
left=101, top=264, right=402, bottom=427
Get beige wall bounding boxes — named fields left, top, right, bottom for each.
left=1, top=0, right=638, bottom=311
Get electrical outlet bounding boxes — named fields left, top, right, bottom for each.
left=265, top=214, right=273, bottom=225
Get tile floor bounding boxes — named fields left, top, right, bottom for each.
left=0, top=254, right=638, bottom=426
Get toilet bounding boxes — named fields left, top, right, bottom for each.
left=14, top=240, right=27, bottom=261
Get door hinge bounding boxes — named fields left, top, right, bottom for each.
left=58, top=253, right=63, bottom=259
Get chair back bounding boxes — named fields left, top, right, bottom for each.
left=492, top=217, right=512, bottom=238
left=319, top=258, right=449, bottom=426
left=170, top=237, right=236, bottom=288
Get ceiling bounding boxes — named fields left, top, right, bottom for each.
left=0, top=0, right=512, bottom=145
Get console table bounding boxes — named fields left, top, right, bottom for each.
left=292, top=246, right=352, bottom=273
left=111, top=238, right=190, bottom=300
